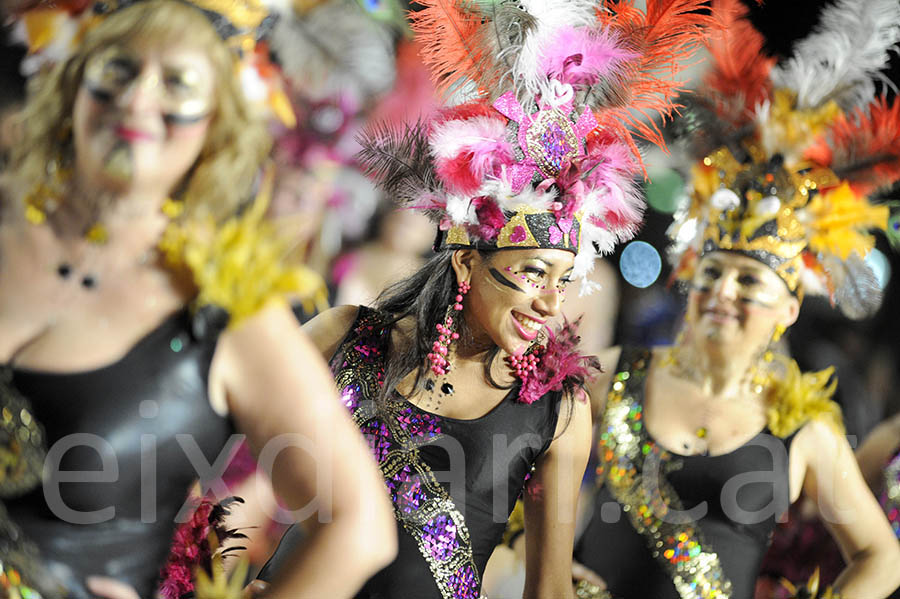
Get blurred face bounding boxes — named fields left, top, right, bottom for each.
left=685, top=252, right=799, bottom=352
left=459, top=249, right=575, bottom=357
left=72, top=39, right=215, bottom=194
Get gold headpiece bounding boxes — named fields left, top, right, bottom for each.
left=667, top=0, right=900, bottom=318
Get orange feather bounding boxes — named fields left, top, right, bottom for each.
left=407, top=0, right=487, bottom=98
left=704, top=0, right=774, bottom=127
left=597, top=0, right=717, bottom=154
left=809, top=97, right=900, bottom=195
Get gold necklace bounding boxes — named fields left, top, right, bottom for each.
left=660, top=343, right=773, bottom=445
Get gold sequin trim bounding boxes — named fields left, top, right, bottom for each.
left=597, top=349, right=733, bottom=599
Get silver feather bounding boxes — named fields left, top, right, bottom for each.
left=271, top=0, right=397, bottom=104
left=821, top=252, right=884, bottom=320
left=771, top=0, right=900, bottom=110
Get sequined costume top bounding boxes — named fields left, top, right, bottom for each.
left=574, top=347, right=797, bottom=599
left=259, top=306, right=562, bottom=599
left=3, top=308, right=236, bottom=598
left=880, top=444, right=900, bottom=539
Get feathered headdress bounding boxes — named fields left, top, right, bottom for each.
left=357, top=0, right=714, bottom=294
left=667, top=0, right=899, bottom=319
left=12, top=0, right=296, bottom=126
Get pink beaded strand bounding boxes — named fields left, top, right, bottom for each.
left=506, top=351, right=541, bottom=379
left=427, top=281, right=470, bottom=376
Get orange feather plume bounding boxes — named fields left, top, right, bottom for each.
left=807, top=97, right=900, bottom=196
left=597, top=0, right=717, bottom=152
left=704, top=0, right=774, bottom=127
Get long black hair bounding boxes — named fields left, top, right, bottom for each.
left=371, top=249, right=508, bottom=404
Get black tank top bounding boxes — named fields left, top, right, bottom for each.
left=4, top=308, right=236, bottom=598
left=259, top=306, right=561, bottom=599
left=575, top=347, right=796, bottom=599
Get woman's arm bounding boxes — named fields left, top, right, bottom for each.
left=211, top=302, right=396, bottom=598
left=855, top=413, right=900, bottom=492
left=584, top=346, right=621, bottom=422
left=522, top=393, right=593, bottom=599
left=792, top=419, right=900, bottom=598
left=300, top=304, right=361, bottom=362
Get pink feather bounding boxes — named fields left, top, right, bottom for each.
left=540, top=26, right=637, bottom=87
left=431, top=116, right=514, bottom=194
left=516, top=318, right=601, bottom=405
left=576, top=138, right=644, bottom=239
left=473, top=196, right=506, bottom=241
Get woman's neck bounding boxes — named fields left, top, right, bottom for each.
left=669, top=337, right=759, bottom=399
left=47, top=181, right=171, bottom=261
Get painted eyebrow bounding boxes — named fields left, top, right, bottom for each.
left=527, top=258, right=553, bottom=268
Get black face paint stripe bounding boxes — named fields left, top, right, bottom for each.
left=163, top=112, right=210, bottom=126
left=489, top=268, right=526, bottom=293
left=693, top=283, right=777, bottom=308
left=85, top=84, right=114, bottom=104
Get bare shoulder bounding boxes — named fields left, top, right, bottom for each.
left=302, top=304, right=362, bottom=361
left=792, top=417, right=849, bottom=467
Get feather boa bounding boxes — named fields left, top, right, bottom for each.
left=515, top=318, right=601, bottom=405
left=157, top=497, right=247, bottom=599
left=538, top=25, right=636, bottom=89
left=430, top=115, right=515, bottom=195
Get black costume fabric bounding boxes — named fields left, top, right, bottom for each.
left=259, top=306, right=561, bottom=599
left=574, top=348, right=796, bottom=599
left=3, top=308, right=235, bottom=598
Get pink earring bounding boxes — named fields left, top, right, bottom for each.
left=428, top=280, right=470, bottom=376
left=506, top=350, right=540, bottom=379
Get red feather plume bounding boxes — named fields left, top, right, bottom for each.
left=597, top=0, right=718, bottom=151
left=704, top=0, right=774, bottom=127
left=806, top=97, right=900, bottom=196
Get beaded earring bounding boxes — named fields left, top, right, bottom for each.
left=506, top=348, right=541, bottom=379
left=506, top=328, right=545, bottom=383
left=427, top=280, right=470, bottom=376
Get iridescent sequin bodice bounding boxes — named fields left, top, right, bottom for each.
left=575, top=347, right=796, bottom=599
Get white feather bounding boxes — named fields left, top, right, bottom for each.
left=446, top=194, right=477, bottom=225
left=512, top=0, right=598, bottom=99
left=479, top=171, right=556, bottom=212
left=771, top=0, right=900, bottom=109
left=799, top=266, right=829, bottom=298
left=261, top=0, right=292, bottom=16
left=271, top=0, right=396, bottom=104
left=429, top=117, right=509, bottom=159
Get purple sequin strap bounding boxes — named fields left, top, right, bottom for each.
left=331, top=308, right=483, bottom=599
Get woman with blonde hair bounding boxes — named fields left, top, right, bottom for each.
left=573, top=1, right=900, bottom=596
left=0, top=1, right=395, bottom=597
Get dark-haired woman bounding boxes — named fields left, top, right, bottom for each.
left=254, top=0, right=713, bottom=594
